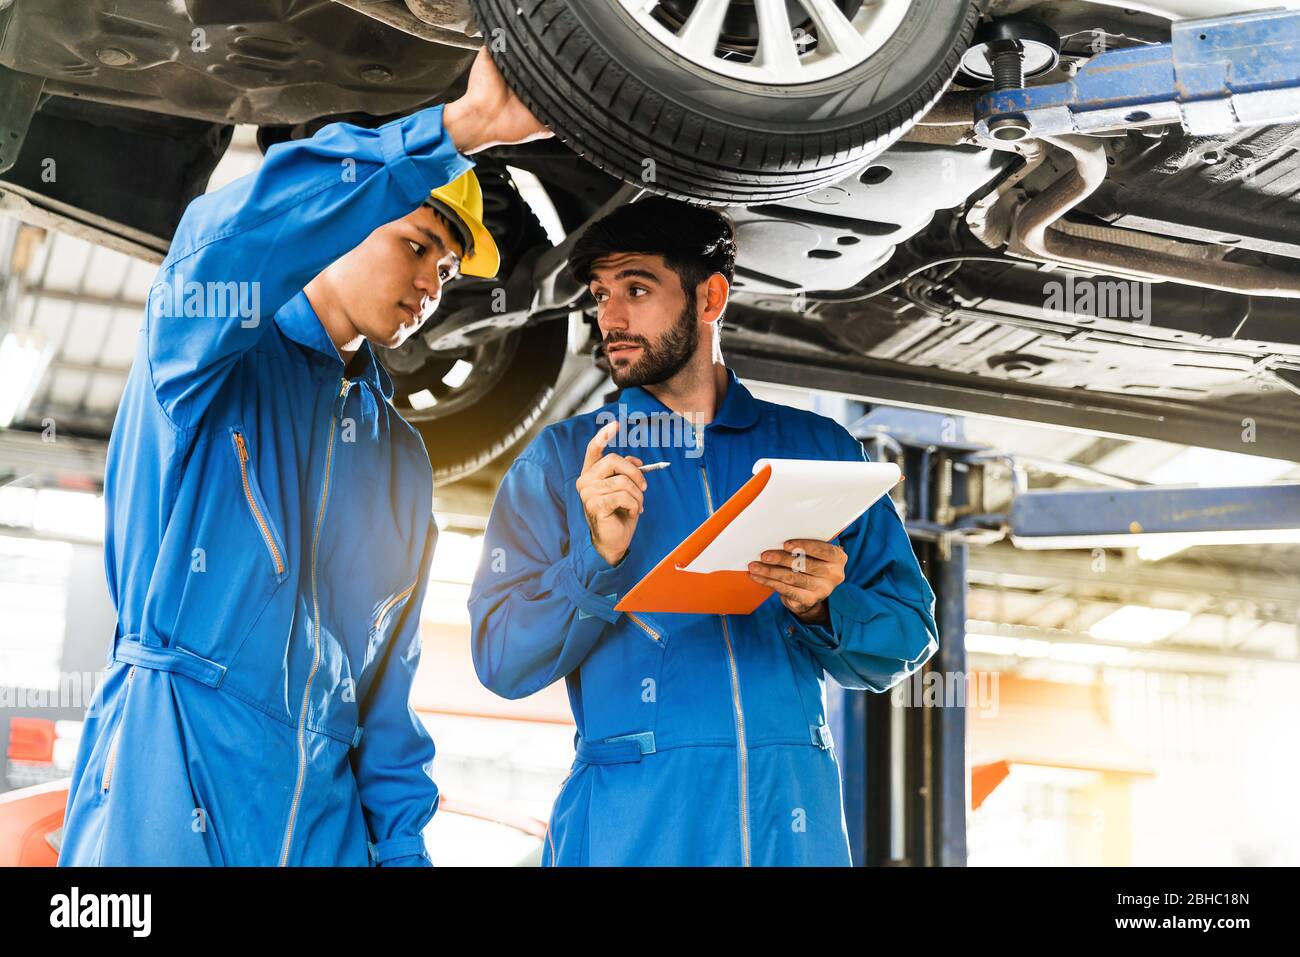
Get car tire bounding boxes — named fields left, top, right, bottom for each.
left=469, top=0, right=980, bottom=204
left=407, top=320, right=568, bottom=484
left=380, top=163, right=568, bottom=483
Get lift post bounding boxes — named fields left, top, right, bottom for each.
left=820, top=396, right=1300, bottom=866
left=825, top=405, right=985, bottom=866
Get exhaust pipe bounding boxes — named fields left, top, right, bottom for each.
left=1009, top=134, right=1300, bottom=299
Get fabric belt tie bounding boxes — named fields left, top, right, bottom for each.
left=113, top=633, right=226, bottom=688
left=111, top=633, right=364, bottom=749
left=575, top=731, right=656, bottom=765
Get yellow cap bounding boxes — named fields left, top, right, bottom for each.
left=427, top=169, right=500, bottom=279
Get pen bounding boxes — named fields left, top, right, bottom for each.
left=637, top=462, right=671, bottom=472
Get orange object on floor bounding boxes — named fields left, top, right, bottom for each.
left=0, top=778, right=68, bottom=866
left=971, top=760, right=1012, bottom=811
left=7, top=717, right=56, bottom=763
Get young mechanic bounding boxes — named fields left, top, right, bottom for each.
left=59, top=50, right=550, bottom=866
left=468, top=197, right=940, bottom=866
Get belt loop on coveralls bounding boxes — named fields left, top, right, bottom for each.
left=105, top=621, right=123, bottom=668
left=113, top=634, right=365, bottom=749
left=575, top=731, right=656, bottom=765
left=112, top=633, right=228, bottom=688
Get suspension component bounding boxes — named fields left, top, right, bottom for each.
left=959, top=17, right=1061, bottom=142
left=975, top=8, right=1300, bottom=144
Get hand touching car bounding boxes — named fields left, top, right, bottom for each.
left=443, top=48, right=553, bottom=154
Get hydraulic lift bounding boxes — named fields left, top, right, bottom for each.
left=726, top=7, right=1300, bottom=865
left=817, top=400, right=1300, bottom=867
left=973, top=7, right=1300, bottom=145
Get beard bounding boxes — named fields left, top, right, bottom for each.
left=605, top=299, right=699, bottom=388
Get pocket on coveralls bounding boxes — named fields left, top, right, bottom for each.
left=228, top=426, right=289, bottom=583
left=100, top=663, right=138, bottom=791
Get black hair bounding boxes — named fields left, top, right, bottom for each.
left=569, top=196, right=736, bottom=301
left=421, top=199, right=474, bottom=261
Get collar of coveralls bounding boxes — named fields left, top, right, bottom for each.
left=274, top=289, right=396, bottom=402
left=614, top=365, right=761, bottom=436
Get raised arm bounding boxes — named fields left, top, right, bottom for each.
left=147, top=47, right=550, bottom=430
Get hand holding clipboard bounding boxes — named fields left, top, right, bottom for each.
left=614, top=459, right=902, bottom=615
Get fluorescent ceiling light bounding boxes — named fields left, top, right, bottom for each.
left=1088, top=605, right=1191, bottom=644
left=966, top=627, right=1130, bottom=665
left=1146, top=447, right=1295, bottom=487
left=0, top=331, right=49, bottom=428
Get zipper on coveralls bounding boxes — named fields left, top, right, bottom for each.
left=373, top=580, right=418, bottom=635
left=278, top=376, right=348, bottom=865
left=626, top=612, right=661, bottom=642
left=232, top=430, right=286, bottom=576
left=101, top=664, right=138, bottom=791
left=697, top=428, right=751, bottom=867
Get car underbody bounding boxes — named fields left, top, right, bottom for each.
left=1, top=0, right=1297, bottom=476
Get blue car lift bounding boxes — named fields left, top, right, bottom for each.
left=975, top=7, right=1300, bottom=143
left=825, top=404, right=1300, bottom=866
left=825, top=405, right=984, bottom=868
left=793, top=5, right=1300, bottom=868
left=1010, top=482, right=1300, bottom=550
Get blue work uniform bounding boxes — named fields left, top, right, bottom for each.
left=468, top=371, right=940, bottom=865
left=58, top=106, right=475, bottom=866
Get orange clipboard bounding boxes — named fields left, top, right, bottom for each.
left=613, top=462, right=866, bottom=616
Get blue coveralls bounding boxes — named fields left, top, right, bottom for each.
left=59, top=106, right=474, bottom=866
left=468, top=371, right=940, bottom=865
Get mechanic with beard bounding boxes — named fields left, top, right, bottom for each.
left=59, top=50, right=551, bottom=866
left=468, top=196, right=940, bottom=866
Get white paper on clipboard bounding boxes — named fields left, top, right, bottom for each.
left=676, top=459, right=901, bottom=574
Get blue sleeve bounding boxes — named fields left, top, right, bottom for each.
left=468, top=448, right=641, bottom=700
left=146, top=106, right=474, bottom=430
left=351, top=516, right=440, bottom=867
left=783, top=427, right=939, bottom=692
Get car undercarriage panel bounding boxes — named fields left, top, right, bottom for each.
left=1087, top=124, right=1300, bottom=262
left=0, top=0, right=1296, bottom=469
left=723, top=288, right=1300, bottom=462
left=0, top=0, right=473, bottom=126
left=729, top=144, right=1016, bottom=295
